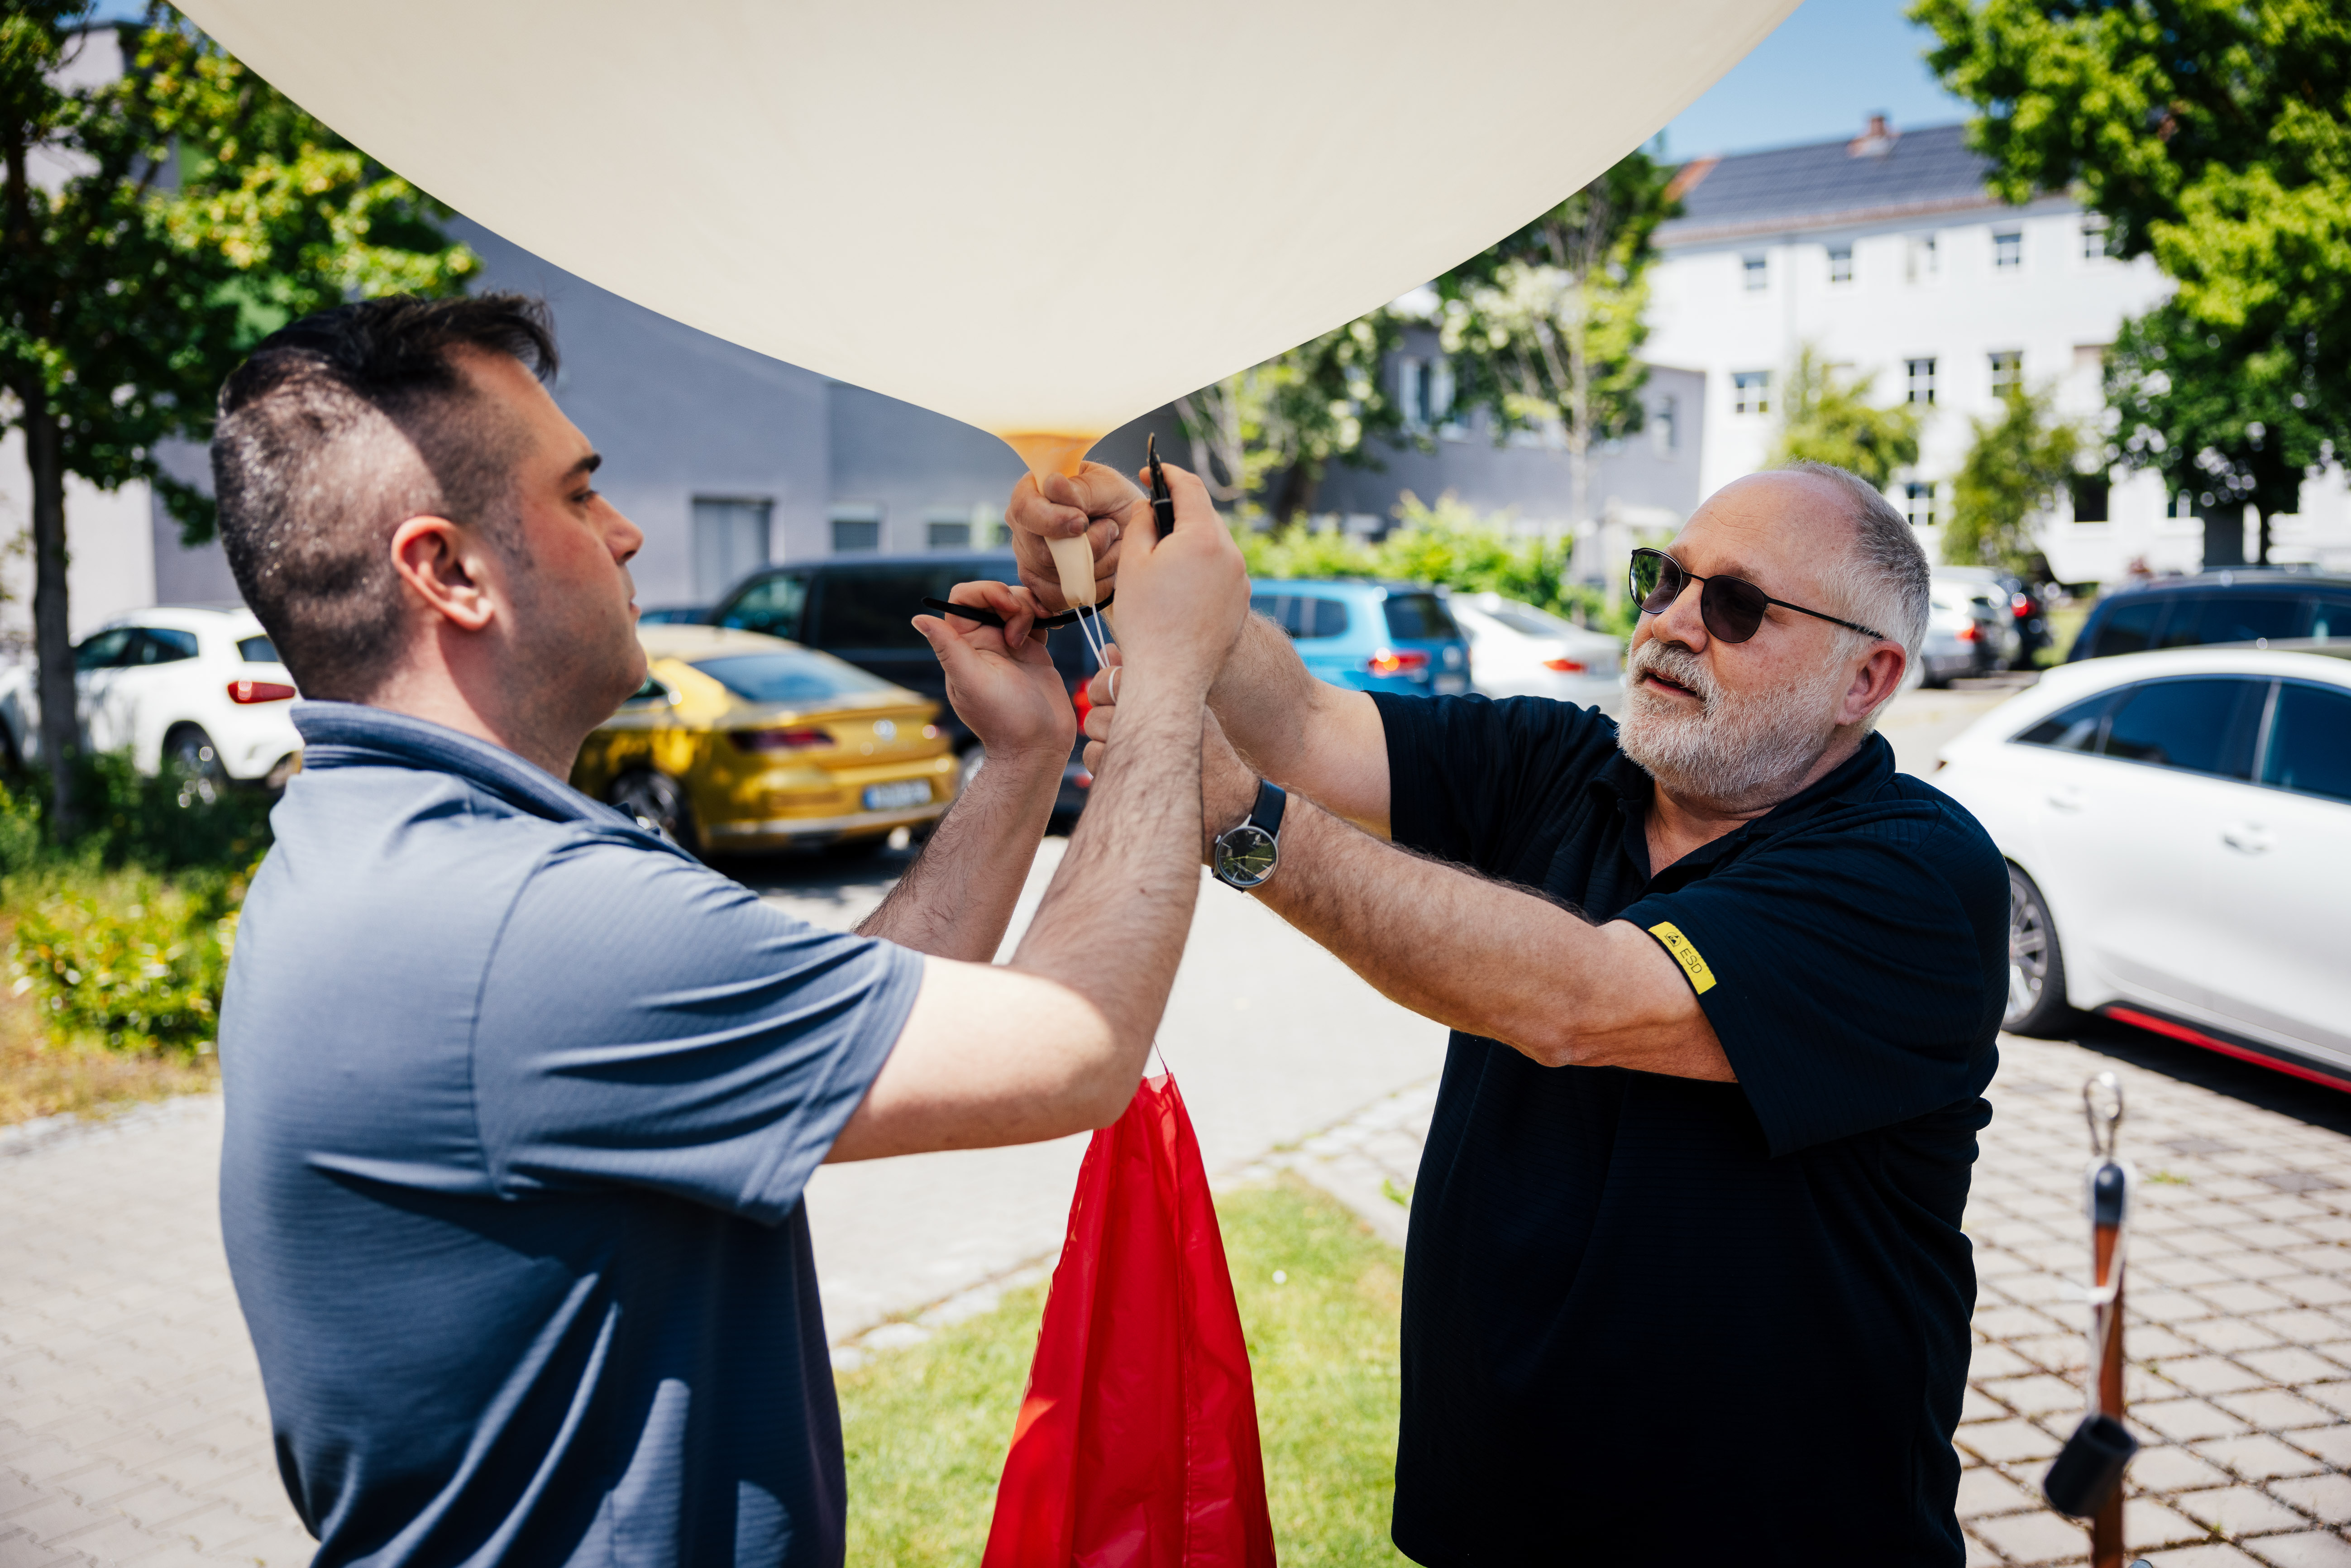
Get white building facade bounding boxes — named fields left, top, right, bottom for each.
left=1643, top=119, right=2351, bottom=583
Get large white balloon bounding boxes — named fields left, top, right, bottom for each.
left=178, top=0, right=1793, bottom=484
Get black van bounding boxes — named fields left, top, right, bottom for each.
left=709, top=553, right=1098, bottom=817
left=2069, top=570, right=2351, bottom=662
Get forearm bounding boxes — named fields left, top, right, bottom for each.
left=855, top=751, right=1059, bottom=960
left=1205, top=617, right=1390, bottom=833
left=1009, top=673, right=1204, bottom=1078
left=1245, top=793, right=1732, bottom=1079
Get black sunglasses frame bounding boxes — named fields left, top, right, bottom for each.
left=1627, top=548, right=1887, bottom=645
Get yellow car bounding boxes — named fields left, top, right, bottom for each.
left=572, top=625, right=956, bottom=856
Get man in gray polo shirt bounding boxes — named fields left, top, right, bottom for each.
left=207, top=293, right=1248, bottom=1567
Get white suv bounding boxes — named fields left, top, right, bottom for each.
left=0, top=605, right=301, bottom=790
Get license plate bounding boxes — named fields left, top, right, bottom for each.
left=863, top=779, right=933, bottom=811
left=1433, top=674, right=1468, bottom=695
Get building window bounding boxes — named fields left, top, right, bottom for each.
left=2069, top=474, right=2110, bottom=523
left=1904, top=482, right=1937, bottom=529
left=925, top=511, right=972, bottom=550
left=1906, top=234, right=1938, bottom=281
left=1396, top=355, right=1454, bottom=431
left=1731, top=371, right=1770, bottom=415
left=691, top=497, right=772, bottom=601
left=1905, top=358, right=1937, bottom=405
left=1988, top=350, right=2023, bottom=397
left=1742, top=254, right=1768, bottom=292
left=1828, top=244, right=1853, bottom=284
left=1993, top=229, right=2023, bottom=270
left=829, top=505, right=881, bottom=553
left=1651, top=393, right=1678, bottom=456
left=2082, top=216, right=2110, bottom=260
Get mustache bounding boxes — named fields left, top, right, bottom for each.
left=1628, top=640, right=1718, bottom=710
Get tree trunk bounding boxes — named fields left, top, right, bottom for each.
left=25, top=397, right=77, bottom=838
left=2256, top=509, right=2272, bottom=566
left=1272, top=461, right=1320, bottom=526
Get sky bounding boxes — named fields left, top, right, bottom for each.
left=90, top=0, right=1972, bottom=162
left=1661, top=0, right=1977, bottom=158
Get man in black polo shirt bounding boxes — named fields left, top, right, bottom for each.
left=1008, top=460, right=2006, bottom=1564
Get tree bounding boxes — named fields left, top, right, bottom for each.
left=2106, top=305, right=2335, bottom=564
left=1945, top=384, right=2083, bottom=573
left=1434, top=148, right=1680, bottom=531
left=1174, top=311, right=1406, bottom=522
left=1911, top=0, right=2351, bottom=564
left=1, top=3, right=474, bottom=833
left=1768, top=347, right=1922, bottom=490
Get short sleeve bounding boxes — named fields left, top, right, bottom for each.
left=1619, top=798, right=2006, bottom=1157
left=1372, top=693, right=1619, bottom=875
left=471, top=835, right=923, bottom=1222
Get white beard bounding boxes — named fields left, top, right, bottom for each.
left=1616, top=637, right=1849, bottom=811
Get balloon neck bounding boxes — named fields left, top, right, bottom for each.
left=1001, top=431, right=1099, bottom=485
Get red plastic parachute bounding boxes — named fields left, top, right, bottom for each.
left=982, top=1073, right=1277, bottom=1568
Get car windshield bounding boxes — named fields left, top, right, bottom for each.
left=692, top=650, right=896, bottom=706
left=238, top=635, right=279, bottom=664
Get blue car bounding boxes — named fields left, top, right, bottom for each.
left=1248, top=578, right=1473, bottom=696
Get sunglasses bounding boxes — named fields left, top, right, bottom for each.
left=1627, top=547, right=1887, bottom=645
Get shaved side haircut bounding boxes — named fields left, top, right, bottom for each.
left=211, top=294, right=559, bottom=699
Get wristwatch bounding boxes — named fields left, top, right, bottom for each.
left=1212, top=780, right=1286, bottom=890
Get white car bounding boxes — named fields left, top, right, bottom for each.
left=0, top=605, right=301, bottom=791
left=1451, top=593, right=1626, bottom=712
left=1933, top=644, right=2351, bottom=1087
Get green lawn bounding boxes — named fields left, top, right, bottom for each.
left=838, top=1177, right=1412, bottom=1568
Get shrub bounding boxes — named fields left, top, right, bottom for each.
left=1238, top=491, right=1633, bottom=636
left=7, top=867, right=245, bottom=1054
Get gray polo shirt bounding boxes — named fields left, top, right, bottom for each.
left=218, top=702, right=922, bottom=1568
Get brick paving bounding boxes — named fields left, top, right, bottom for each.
left=8, top=1018, right=2350, bottom=1564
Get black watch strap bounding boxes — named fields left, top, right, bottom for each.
left=1247, top=779, right=1286, bottom=840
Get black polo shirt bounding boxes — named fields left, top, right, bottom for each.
left=1369, top=693, right=2005, bottom=1568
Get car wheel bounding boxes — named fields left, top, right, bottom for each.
left=166, top=727, right=226, bottom=808
left=2003, top=864, right=2076, bottom=1037
left=609, top=770, right=699, bottom=856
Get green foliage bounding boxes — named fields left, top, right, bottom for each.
left=7, top=865, right=240, bottom=1053
left=1768, top=347, right=1922, bottom=490
left=1946, top=387, right=2085, bottom=573
left=836, top=1179, right=1408, bottom=1568
left=0, top=754, right=269, bottom=1056
left=1436, top=148, right=1680, bottom=456
left=1912, top=0, right=2351, bottom=543
left=1236, top=492, right=1626, bottom=633
left=2107, top=304, right=2333, bottom=529
left=0, top=3, right=479, bottom=536
left=1176, top=314, right=1408, bottom=521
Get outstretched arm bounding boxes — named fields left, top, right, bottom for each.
left=1080, top=677, right=1732, bottom=1083
left=828, top=468, right=1250, bottom=1161
left=853, top=579, right=1068, bottom=961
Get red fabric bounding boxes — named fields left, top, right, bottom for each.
left=982, top=1074, right=1277, bottom=1568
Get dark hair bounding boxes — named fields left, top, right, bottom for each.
left=210, top=294, right=560, bottom=699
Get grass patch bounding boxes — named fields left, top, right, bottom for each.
left=2039, top=598, right=2093, bottom=666
left=838, top=1176, right=1409, bottom=1568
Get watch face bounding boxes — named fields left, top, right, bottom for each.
left=1215, top=823, right=1278, bottom=888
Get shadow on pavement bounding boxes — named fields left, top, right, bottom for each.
left=2061, top=1013, right=2351, bottom=1138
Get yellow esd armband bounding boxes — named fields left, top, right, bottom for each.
left=1646, top=921, right=1718, bottom=996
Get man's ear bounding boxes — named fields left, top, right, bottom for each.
left=1842, top=643, right=1907, bottom=725
left=391, top=515, right=496, bottom=632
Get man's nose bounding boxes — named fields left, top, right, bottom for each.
left=610, top=507, right=645, bottom=566
left=1645, top=575, right=1711, bottom=652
